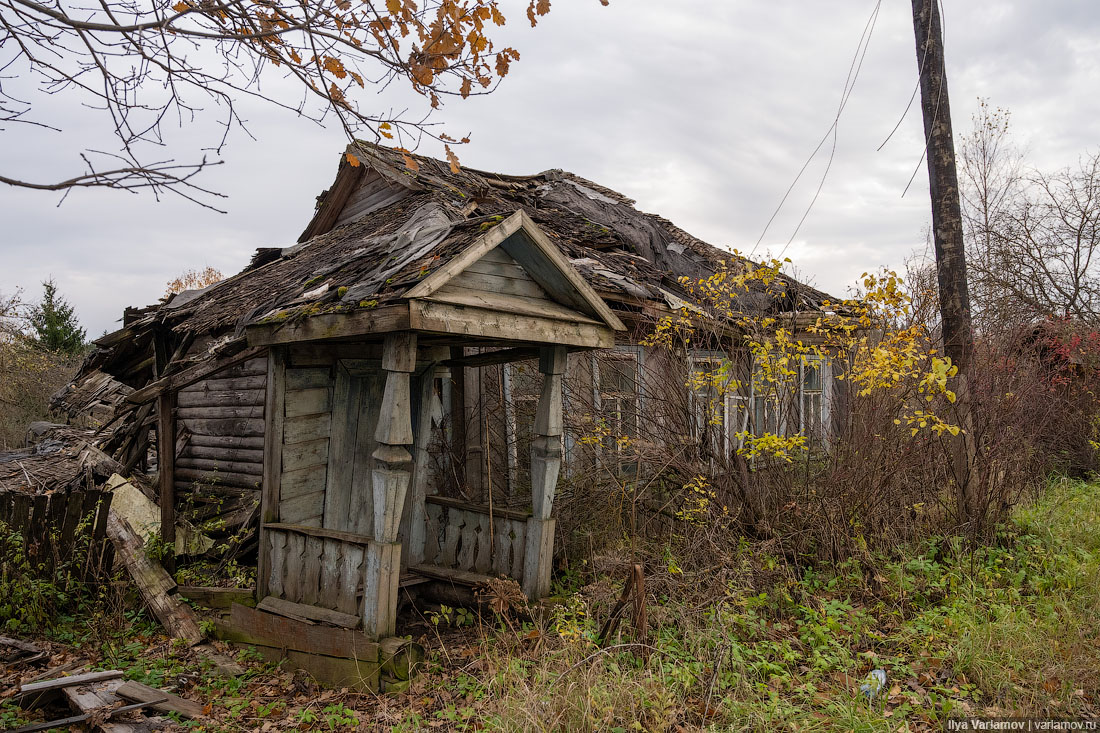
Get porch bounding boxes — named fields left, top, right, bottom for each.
left=207, top=211, right=623, bottom=690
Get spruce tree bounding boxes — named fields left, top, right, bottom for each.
left=29, top=279, right=86, bottom=355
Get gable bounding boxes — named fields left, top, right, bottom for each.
left=430, top=246, right=601, bottom=324
left=332, top=168, right=411, bottom=230
left=298, top=149, right=421, bottom=243
left=404, top=211, right=626, bottom=333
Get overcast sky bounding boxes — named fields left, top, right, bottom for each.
left=2, top=1, right=1098, bottom=337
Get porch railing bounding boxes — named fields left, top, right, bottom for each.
left=422, top=495, right=529, bottom=584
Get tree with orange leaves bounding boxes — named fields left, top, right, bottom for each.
left=1, top=0, right=579, bottom=204
left=165, top=267, right=224, bottom=297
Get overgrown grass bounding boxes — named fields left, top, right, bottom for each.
left=405, top=477, right=1100, bottom=731
left=4, top=479, right=1097, bottom=731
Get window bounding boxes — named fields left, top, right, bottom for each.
left=750, top=355, right=786, bottom=437
left=749, top=353, right=829, bottom=447
left=800, top=356, right=825, bottom=445
left=591, top=349, right=642, bottom=476
left=599, top=351, right=640, bottom=443
left=690, top=353, right=749, bottom=458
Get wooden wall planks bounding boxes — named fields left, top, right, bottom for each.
left=330, top=168, right=413, bottom=229
left=277, top=365, right=335, bottom=528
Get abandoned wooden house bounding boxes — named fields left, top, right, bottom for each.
left=59, top=142, right=839, bottom=688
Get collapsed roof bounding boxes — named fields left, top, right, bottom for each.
left=77, top=142, right=835, bottom=392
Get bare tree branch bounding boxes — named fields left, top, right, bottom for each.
left=961, top=100, right=1100, bottom=328
left=0, top=0, right=554, bottom=202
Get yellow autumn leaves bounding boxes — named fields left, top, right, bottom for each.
left=648, top=259, right=963, bottom=464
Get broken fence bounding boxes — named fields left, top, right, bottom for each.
left=0, top=488, right=115, bottom=584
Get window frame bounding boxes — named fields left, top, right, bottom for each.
left=593, top=346, right=643, bottom=470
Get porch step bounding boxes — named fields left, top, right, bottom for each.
left=257, top=596, right=359, bottom=629
left=398, top=572, right=432, bottom=588
left=409, top=563, right=495, bottom=587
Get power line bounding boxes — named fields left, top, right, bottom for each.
left=900, top=0, right=949, bottom=198
left=750, top=0, right=882, bottom=260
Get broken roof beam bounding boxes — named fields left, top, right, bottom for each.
left=126, top=345, right=266, bottom=404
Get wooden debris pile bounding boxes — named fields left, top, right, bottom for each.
left=50, top=370, right=135, bottom=429
left=1, top=417, right=257, bottom=575
left=0, top=425, right=126, bottom=495
left=5, top=655, right=206, bottom=732
left=105, top=508, right=244, bottom=676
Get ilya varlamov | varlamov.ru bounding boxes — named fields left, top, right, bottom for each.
left=947, top=719, right=1099, bottom=731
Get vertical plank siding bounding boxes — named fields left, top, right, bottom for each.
left=278, top=364, right=335, bottom=528
left=333, top=169, right=411, bottom=229
left=265, top=357, right=345, bottom=609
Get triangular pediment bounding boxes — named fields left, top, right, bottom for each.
left=404, top=211, right=626, bottom=332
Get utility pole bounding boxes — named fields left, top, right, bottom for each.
left=911, top=0, right=978, bottom=526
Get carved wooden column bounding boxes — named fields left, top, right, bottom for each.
left=523, top=345, right=566, bottom=599
left=403, top=346, right=449, bottom=567
left=363, top=332, right=416, bottom=637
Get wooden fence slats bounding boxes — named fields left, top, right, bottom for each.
left=268, top=531, right=285, bottom=599
left=320, top=539, right=341, bottom=611
left=264, top=525, right=367, bottom=619
left=283, top=532, right=304, bottom=603
left=456, top=511, right=476, bottom=570
left=493, top=517, right=510, bottom=576
left=440, top=510, right=461, bottom=567
left=424, top=502, right=443, bottom=564
left=510, top=522, right=526, bottom=580
left=90, top=492, right=113, bottom=576
left=11, top=494, right=31, bottom=535
left=60, top=489, right=89, bottom=550
left=337, top=543, right=363, bottom=616
left=301, top=535, right=324, bottom=606
left=0, top=489, right=115, bottom=583
left=32, top=494, right=51, bottom=549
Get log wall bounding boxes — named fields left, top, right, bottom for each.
left=174, top=356, right=268, bottom=494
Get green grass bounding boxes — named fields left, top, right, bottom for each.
left=411, top=477, right=1100, bottom=731
left=4, top=478, right=1097, bottom=731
